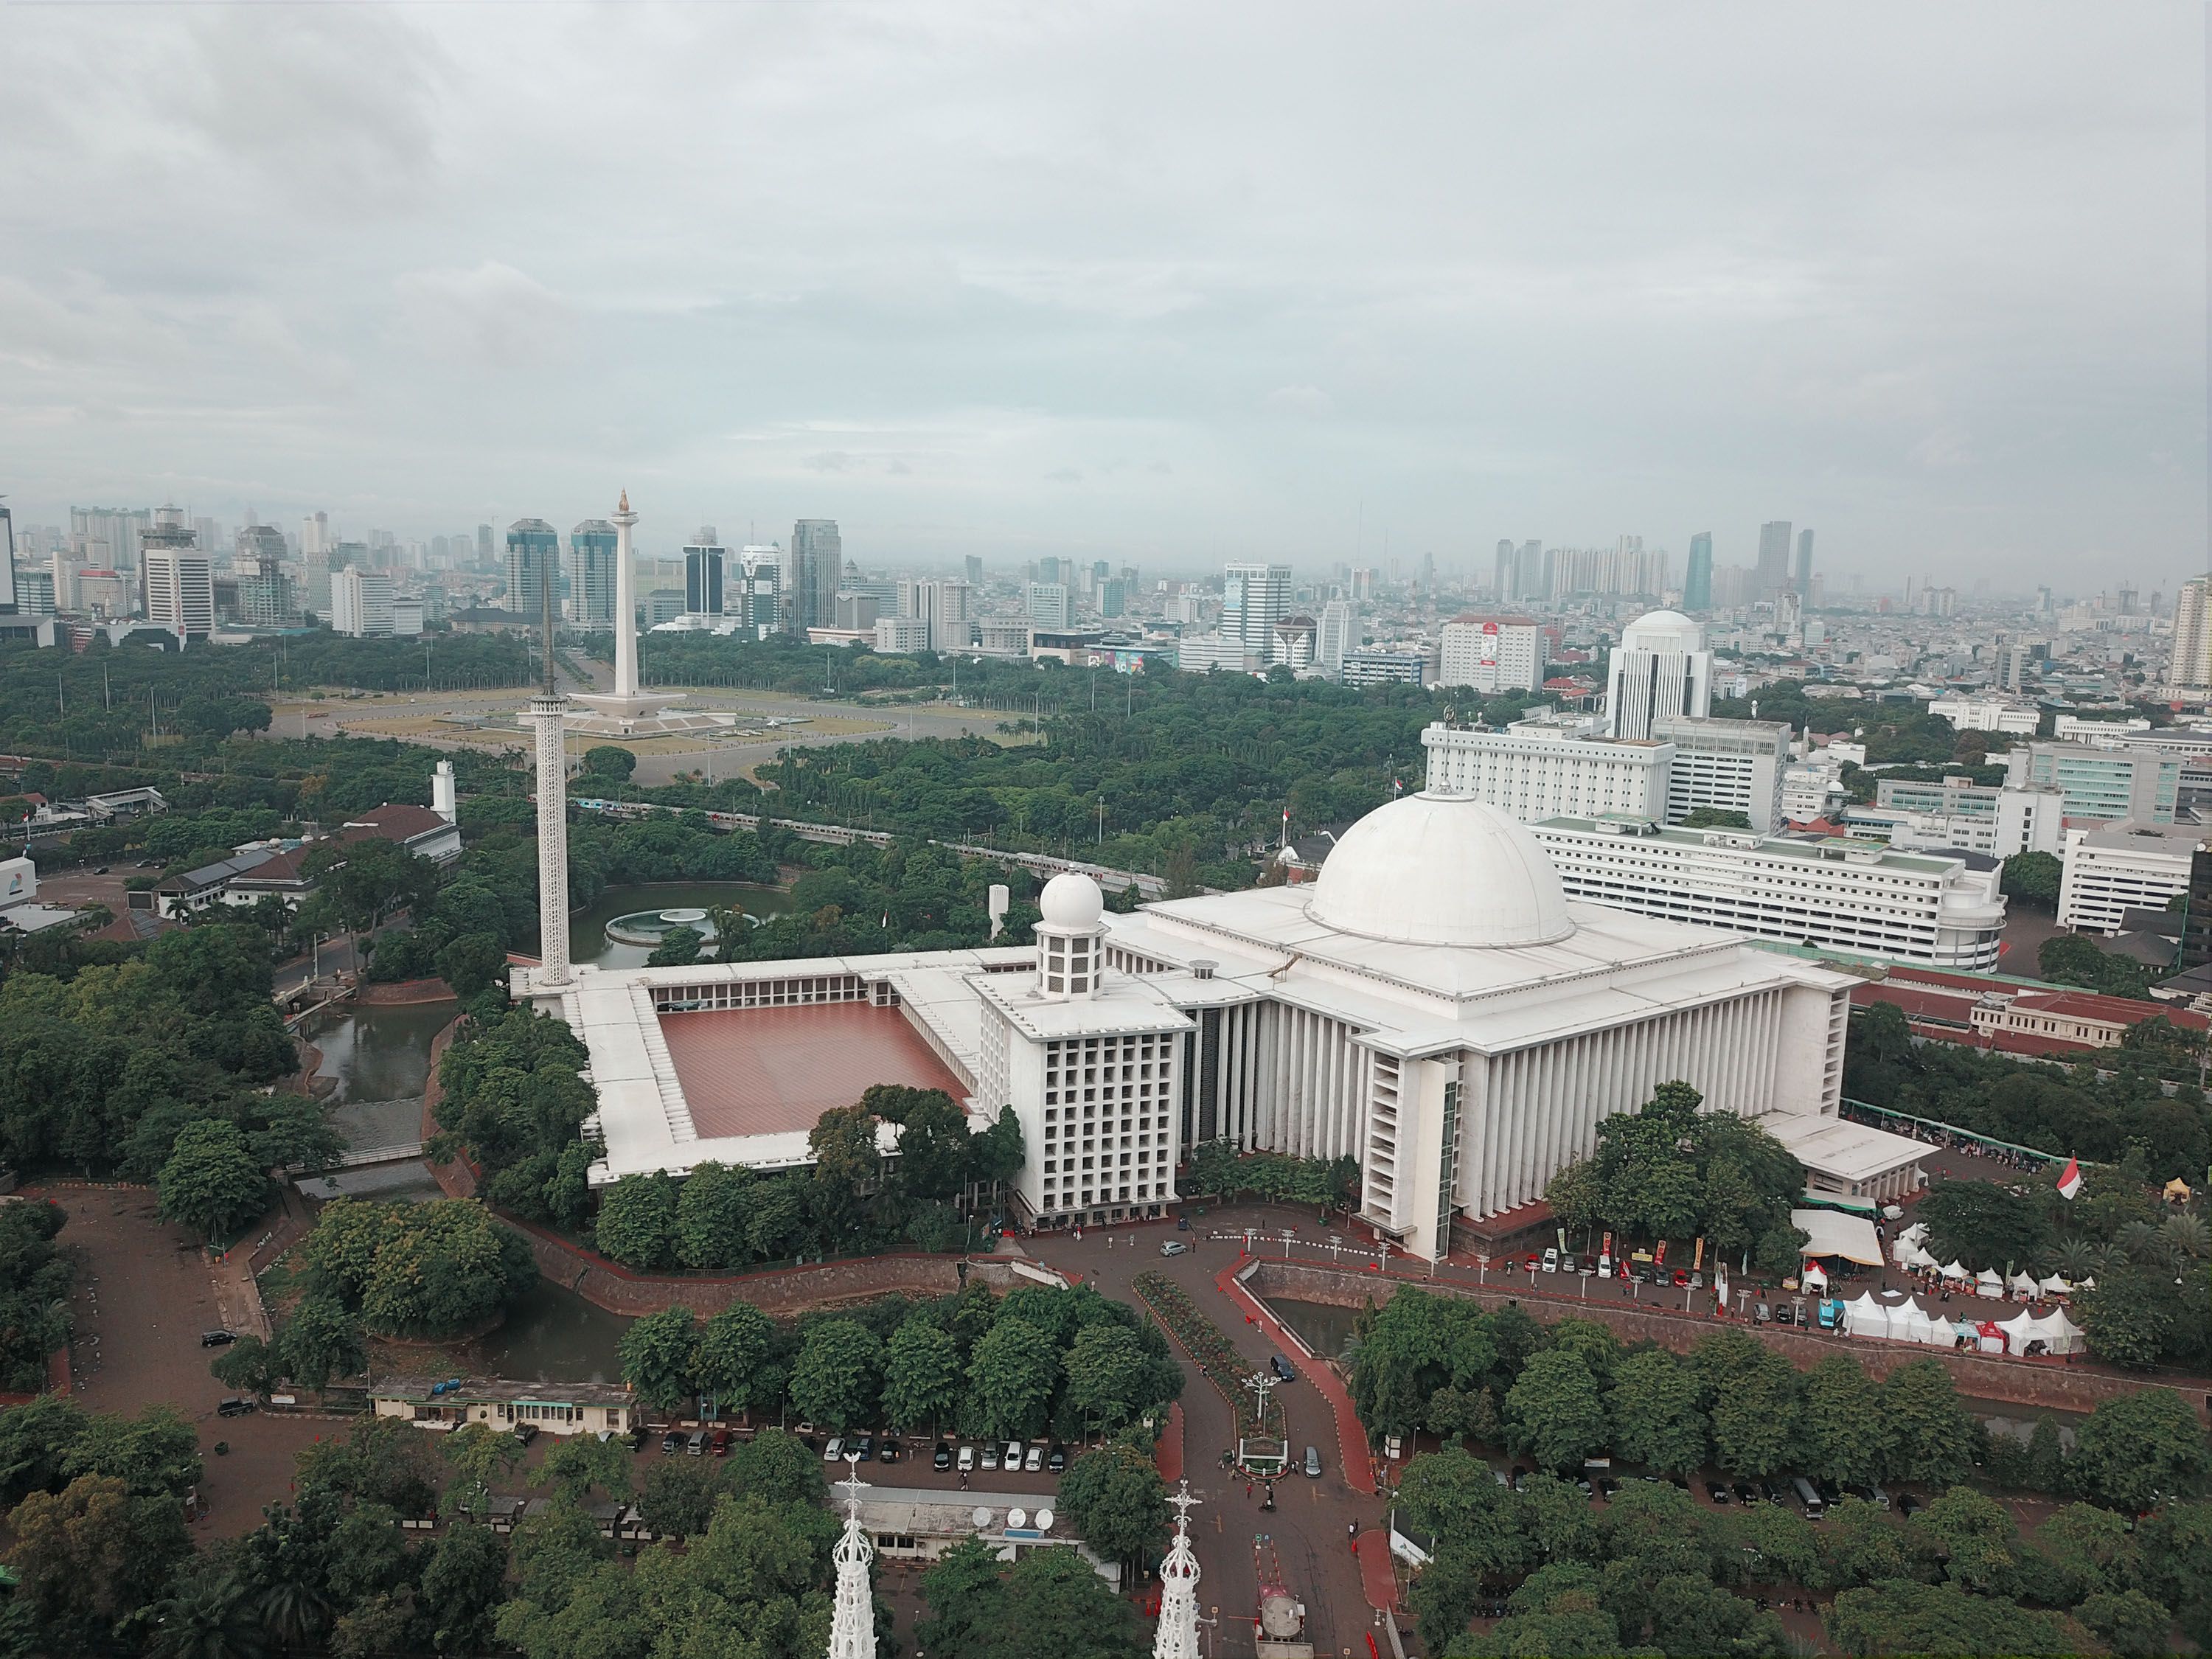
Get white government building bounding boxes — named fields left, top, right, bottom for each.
left=518, top=737, right=1908, bottom=1258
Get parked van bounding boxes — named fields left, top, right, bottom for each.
left=1303, top=1446, right=1323, bottom=1478
left=1791, top=1477, right=1826, bottom=1518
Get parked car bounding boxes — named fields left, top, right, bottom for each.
left=512, top=1423, right=540, bottom=1447
left=200, top=1330, right=237, bottom=1349
left=981, top=1443, right=1000, bottom=1470
left=1492, top=1468, right=1511, bottom=1487
left=1024, top=1444, right=1044, bottom=1472
left=1866, top=1484, right=1893, bottom=1511
left=1761, top=1479, right=1789, bottom=1506
left=1509, top=1466, right=1528, bottom=1490
left=878, top=1439, right=900, bottom=1464
left=661, top=1432, right=686, bottom=1455
left=1773, top=1304, right=1795, bottom=1326
left=1704, top=1481, right=1731, bottom=1504
left=934, top=1441, right=953, bottom=1471
left=1671, top=1270, right=1689, bottom=1288
left=217, top=1398, right=254, bottom=1419
left=1003, top=1441, right=1023, bottom=1470
left=1523, top=1254, right=1541, bottom=1271
left=1753, top=1302, right=1773, bottom=1325
left=1177, top=1216, right=1191, bottom=1230
left=852, top=1436, right=874, bottom=1461
left=957, top=1444, right=976, bottom=1472
left=1731, top=1482, right=1757, bottom=1505
left=710, top=1430, right=732, bottom=1455
left=1791, top=1477, right=1826, bottom=1518
left=1894, top=1492, right=1921, bottom=1518
left=1303, top=1445, right=1323, bottom=1478
left=1269, top=1354, right=1296, bottom=1382
left=1046, top=1444, right=1067, bottom=1473
left=823, top=1437, right=845, bottom=1463
left=1160, top=1240, right=1191, bottom=1256
left=682, top=1430, right=704, bottom=1455
left=1541, top=1248, right=1560, bottom=1273
left=1596, top=1478, right=1620, bottom=1500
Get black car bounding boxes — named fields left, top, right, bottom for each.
left=1817, top=1479, right=1843, bottom=1506
left=1731, top=1482, right=1757, bottom=1506
left=877, top=1439, right=899, bottom=1464
left=852, top=1436, right=874, bottom=1461
left=1595, top=1478, right=1620, bottom=1500
left=217, top=1398, right=254, bottom=1418
left=200, top=1330, right=238, bottom=1349
left=512, top=1423, right=540, bottom=1447
left=1269, top=1354, right=1296, bottom=1382
left=1894, top=1492, right=1923, bottom=1518
left=1761, top=1479, right=1789, bottom=1506
left=1704, top=1481, right=1731, bottom=1504
left=661, top=1432, right=686, bottom=1455
left=1509, top=1467, right=1529, bottom=1491
left=1046, top=1444, right=1067, bottom=1473
left=933, top=1441, right=953, bottom=1471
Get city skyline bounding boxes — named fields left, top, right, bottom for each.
left=0, top=5, right=2201, bottom=587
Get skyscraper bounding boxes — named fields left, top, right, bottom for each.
left=2174, top=579, right=2212, bottom=692
left=1683, top=532, right=1714, bottom=611
left=684, top=529, right=726, bottom=618
left=70, top=506, right=150, bottom=577
left=790, top=519, right=841, bottom=633
left=1222, top=562, right=1292, bottom=661
left=1494, top=538, right=1513, bottom=600
left=142, top=508, right=214, bottom=637
left=1026, top=582, right=1071, bottom=630
left=568, top=519, right=619, bottom=627
left=476, top=524, right=494, bottom=567
left=506, top=519, right=559, bottom=621
left=139, top=504, right=198, bottom=620
left=964, top=554, right=984, bottom=588
left=330, top=566, right=395, bottom=637
left=1316, top=597, right=1358, bottom=679
left=1793, top=528, right=1815, bottom=597
left=0, top=501, right=15, bottom=614
left=1605, top=610, right=1714, bottom=740
left=1755, top=521, right=1792, bottom=596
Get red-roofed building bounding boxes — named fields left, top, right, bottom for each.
left=1849, top=961, right=2201, bottom=1056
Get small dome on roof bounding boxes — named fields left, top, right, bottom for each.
left=1038, top=870, right=1105, bottom=930
left=1305, top=792, right=1574, bottom=949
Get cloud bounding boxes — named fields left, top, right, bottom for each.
left=1265, top=384, right=1335, bottom=419
left=392, top=262, right=575, bottom=372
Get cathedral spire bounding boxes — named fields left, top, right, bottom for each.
left=827, top=1455, right=875, bottom=1659
left=1152, top=1483, right=1202, bottom=1659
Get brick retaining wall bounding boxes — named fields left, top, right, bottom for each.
left=518, top=1229, right=1026, bottom=1318
left=1246, top=1259, right=2212, bottom=1426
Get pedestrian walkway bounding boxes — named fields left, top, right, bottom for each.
left=1217, top=1254, right=1376, bottom=1495
left=1155, top=1401, right=1184, bottom=1485
left=1356, top=1528, right=1397, bottom=1612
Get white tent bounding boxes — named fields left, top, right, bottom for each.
left=2007, top=1271, right=2039, bottom=1298
left=1801, top=1262, right=1829, bottom=1292
left=1792, top=1208, right=1885, bottom=1267
left=2025, top=1309, right=2086, bottom=1356
left=1885, top=1301, right=1941, bottom=1345
left=1975, top=1268, right=2005, bottom=1299
left=2038, top=1274, right=2073, bottom=1297
left=1939, top=1259, right=1973, bottom=1283
left=1899, top=1243, right=1938, bottom=1271
left=1896, top=1221, right=1929, bottom=1250
left=1843, top=1294, right=1891, bottom=1340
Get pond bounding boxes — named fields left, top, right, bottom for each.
left=571, top=881, right=797, bottom=971
left=306, top=999, right=459, bottom=1103
left=462, top=1279, right=633, bottom=1384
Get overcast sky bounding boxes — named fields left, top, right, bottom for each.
left=1, top=3, right=2202, bottom=591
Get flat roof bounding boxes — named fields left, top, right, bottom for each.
left=372, top=1375, right=634, bottom=1406
left=659, top=1003, right=967, bottom=1140
left=1764, top=1110, right=1927, bottom=1183
left=1536, top=816, right=1961, bottom=873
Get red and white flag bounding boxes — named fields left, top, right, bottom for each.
left=2056, top=1157, right=2083, bottom=1200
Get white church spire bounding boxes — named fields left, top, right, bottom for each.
left=1152, top=1483, right=1202, bottom=1659
left=827, top=1455, right=875, bottom=1659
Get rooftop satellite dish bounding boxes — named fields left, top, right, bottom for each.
left=971, top=1506, right=993, bottom=1531
left=1007, top=1506, right=1027, bottom=1528
left=1035, top=1508, right=1054, bottom=1531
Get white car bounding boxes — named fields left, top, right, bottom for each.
left=1542, top=1248, right=1559, bottom=1273
left=1004, top=1440, right=1023, bottom=1469
left=1024, top=1443, right=1045, bottom=1472
left=823, top=1436, right=844, bottom=1463
left=981, top=1443, right=1001, bottom=1470
left=957, top=1444, right=975, bottom=1472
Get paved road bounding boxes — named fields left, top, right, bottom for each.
left=1026, top=1210, right=1397, bottom=1656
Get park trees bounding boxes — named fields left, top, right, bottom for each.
left=883, top=1318, right=962, bottom=1433
left=967, top=1318, right=1061, bottom=1440
left=1604, top=1349, right=1707, bottom=1476
left=788, top=1318, right=883, bottom=1432
left=692, top=1301, right=776, bottom=1416
left=919, top=1539, right=1146, bottom=1659
left=2067, top=1385, right=2211, bottom=1514
left=299, top=1197, right=537, bottom=1340
left=1798, top=1354, right=1886, bottom=1488
left=156, top=1117, right=271, bottom=1242
left=674, top=1161, right=756, bottom=1270
left=1063, top=1324, right=1152, bottom=1435
left=1056, top=1441, right=1167, bottom=1571
left=1878, top=1360, right=1978, bottom=1488
left=594, top=1171, right=681, bottom=1270
left=1504, top=1350, right=1607, bottom=1475
left=619, top=1307, right=700, bottom=1413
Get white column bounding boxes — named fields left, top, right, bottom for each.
left=611, top=490, right=639, bottom=700
left=532, top=692, right=571, bottom=987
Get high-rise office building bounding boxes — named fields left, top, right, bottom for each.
left=70, top=507, right=150, bottom=577
left=0, top=502, right=15, bottom=614
left=684, top=530, right=726, bottom=617
left=237, top=546, right=298, bottom=629
left=506, top=518, right=559, bottom=621
left=569, top=520, right=619, bottom=627
left=1793, top=529, right=1815, bottom=597
left=1755, top=521, right=1792, bottom=596
left=1683, top=532, right=1714, bottom=611
left=964, top=554, right=984, bottom=588
left=1493, top=539, right=1513, bottom=599
left=900, top=579, right=973, bottom=651
left=1316, top=598, right=1358, bottom=679
left=738, top=546, right=782, bottom=636
left=1026, top=582, right=1072, bottom=631
left=790, top=519, right=841, bottom=633
left=476, top=524, right=494, bottom=567
left=142, top=510, right=215, bottom=638
left=1438, top=615, right=1548, bottom=694
left=331, top=566, right=395, bottom=638
left=1605, top=609, right=1714, bottom=740
left=1222, top=562, right=1292, bottom=660
left=2175, top=579, right=2212, bottom=692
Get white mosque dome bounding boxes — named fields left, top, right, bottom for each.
left=1038, top=870, right=1105, bottom=930
left=1621, top=608, right=1705, bottom=652
left=1305, top=792, right=1575, bottom=949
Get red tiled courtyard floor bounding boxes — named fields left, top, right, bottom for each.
left=657, top=1002, right=965, bottom=1138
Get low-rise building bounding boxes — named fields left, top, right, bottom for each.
left=873, top=616, right=931, bottom=653
left=1653, top=715, right=1790, bottom=835
left=844, top=1483, right=1117, bottom=1581
left=2056, top=818, right=2211, bottom=935
left=370, top=1376, right=636, bottom=1438
left=1339, top=647, right=1428, bottom=686
left=1928, top=697, right=2041, bottom=734
left=1846, top=962, right=2207, bottom=1057
left=1869, top=776, right=2066, bottom=859
left=1529, top=815, right=2008, bottom=968
left=2006, top=741, right=2182, bottom=824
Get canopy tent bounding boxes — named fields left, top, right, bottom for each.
left=1842, top=1294, right=1892, bottom=1340
left=1801, top=1262, right=1829, bottom=1291
left=1975, top=1268, right=2005, bottom=1299
left=2165, top=1178, right=2194, bottom=1204
left=1972, top=1319, right=2006, bottom=1353
left=1899, top=1243, right=1938, bottom=1270
left=2037, top=1274, right=2073, bottom=1297
left=1897, top=1221, right=1930, bottom=1249
left=2007, top=1271, right=2040, bottom=1298
left=1939, top=1260, right=1974, bottom=1283
left=1997, top=1307, right=2085, bottom=1356
left=1791, top=1208, right=1885, bottom=1267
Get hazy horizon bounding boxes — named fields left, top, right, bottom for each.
left=2, top=4, right=2203, bottom=590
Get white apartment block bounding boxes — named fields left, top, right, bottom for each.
left=142, top=549, right=215, bottom=638
left=1652, top=716, right=1788, bottom=835
left=1437, top=614, right=1546, bottom=695
left=1177, top=633, right=1251, bottom=673
left=1871, top=777, right=2065, bottom=859
left=1422, top=720, right=1670, bottom=823
left=874, top=615, right=931, bottom=653
left=1315, top=599, right=1357, bottom=679
left=2053, top=715, right=2153, bottom=747
left=2056, top=820, right=2209, bottom=935
left=1782, top=757, right=1848, bottom=824
left=1928, top=697, right=2041, bottom=735
left=1531, top=817, right=2008, bottom=970
left=330, top=567, right=395, bottom=637
left=1605, top=610, right=1712, bottom=740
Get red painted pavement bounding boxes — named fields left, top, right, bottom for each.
left=1155, top=1401, right=1185, bottom=1484
left=1217, top=1253, right=1377, bottom=1495
left=1356, top=1528, right=1398, bottom=1611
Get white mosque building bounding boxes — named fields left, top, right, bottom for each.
left=515, top=531, right=1919, bottom=1261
